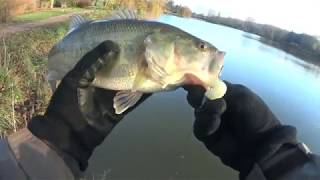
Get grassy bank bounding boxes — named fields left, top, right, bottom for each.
left=0, top=23, right=68, bottom=137
left=13, top=8, right=84, bottom=23
left=0, top=8, right=113, bottom=137
left=0, top=3, right=164, bottom=136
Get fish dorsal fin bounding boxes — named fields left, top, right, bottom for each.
left=69, top=14, right=88, bottom=30
left=105, top=9, right=139, bottom=20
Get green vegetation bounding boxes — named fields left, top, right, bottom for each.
left=0, top=0, right=165, bottom=136
left=0, top=2, right=133, bottom=136
left=0, top=23, right=68, bottom=137
left=87, top=7, right=111, bottom=19
left=0, top=7, right=116, bottom=136
left=13, top=8, right=83, bottom=22
left=165, top=1, right=192, bottom=17
left=97, top=0, right=165, bottom=18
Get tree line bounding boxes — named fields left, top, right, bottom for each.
left=103, top=0, right=165, bottom=18
left=165, top=0, right=192, bottom=17
left=164, top=1, right=320, bottom=64
left=194, top=13, right=320, bottom=63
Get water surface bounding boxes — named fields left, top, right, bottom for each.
left=85, top=15, right=320, bottom=179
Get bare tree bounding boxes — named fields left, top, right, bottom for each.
left=50, top=0, right=55, bottom=8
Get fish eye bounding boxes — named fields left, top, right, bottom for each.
left=198, top=41, right=208, bottom=51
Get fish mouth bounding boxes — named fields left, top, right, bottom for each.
left=184, top=73, right=205, bottom=87
left=204, top=64, right=224, bottom=90
left=183, top=74, right=213, bottom=90
left=184, top=63, right=224, bottom=90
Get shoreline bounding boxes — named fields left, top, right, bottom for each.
left=182, top=14, right=320, bottom=66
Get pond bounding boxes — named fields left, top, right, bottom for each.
left=85, top=15, right=320, bottom=179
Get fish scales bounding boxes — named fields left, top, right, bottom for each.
left=90, top=22, right=141, bottom=90
left=58, top=20, right=165, bottom=90
left=48, top=10, right=227, bottom=114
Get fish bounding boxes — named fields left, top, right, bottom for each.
left=47, top=9, right=227, bottom=114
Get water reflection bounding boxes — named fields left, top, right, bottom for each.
left=242, top=32, right=320, bottom=77
left=86, top=15, right=320, bottom=179
left=283, top=55, right=320, bottom=77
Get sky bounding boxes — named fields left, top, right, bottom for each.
left=173, top=0, right=320, bottom=36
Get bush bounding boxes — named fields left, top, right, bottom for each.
left=0, top=0, right=11, bottom=23
left=178, top=6, right=191, bottom=17
left=0, top=23, right=69, bottom=137
left=66, top=0, right=77, bottom=7
left=76, top=0, right=91, bottom=8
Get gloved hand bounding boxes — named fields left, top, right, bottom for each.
left=184, top=82, right=298, bottom=179
left=28, top=41, right=151, bottom=171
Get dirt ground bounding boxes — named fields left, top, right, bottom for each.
left=0, top=10, right=91, bottom=38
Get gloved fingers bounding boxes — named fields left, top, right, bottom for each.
left=201, top=124, right=255, bottom=173
left=182, top=85, right=205, bottom=108
left=223, top=82, right=257, bottom=106
left=193, top=98, right=226, bottom=141
left=204, top=131, right=242, bottom=169
left=223, top=81, right=258, bottom=100
left=92, top=88, right=122, bottom=120
left=78, top=49, right=119, bottom=88
left=198, top=98, right=227, bottom=115
left=222, top=82, right=281, bottom=141
left=64, top=41, right=120, bottom=87
left=194, top=114, right=221, bottom=141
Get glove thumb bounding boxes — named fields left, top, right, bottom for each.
left=193, top=98, right=226, bottom=141
left=64, top=41, right=119, bottom=87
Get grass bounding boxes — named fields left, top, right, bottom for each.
left=13, top=8, right=84, bottom=23
left=0, top=8, right=112, bottom=137
left=88, top=8, right=111, bottom=19
left=0, top=6, right=150, bottom=137
left=10, top=5, right=154, bottom=24
left=12, top=7, right=109, bottom=23
left=0, top=22, right=68, bottom=137
left=0, top=5, right=149, bottom=137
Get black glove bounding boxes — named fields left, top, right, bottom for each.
left=184, top=82, right=298, bottom=179
left=28, top=41, right=151, bottom=171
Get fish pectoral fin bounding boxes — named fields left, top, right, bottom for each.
left=145, top=49, right=168, bottom=76
left=144, top=46, right=169, bottom=88
left=144, top=33, right=176, bottom=88
left=113, top=91, right=143, bottom=114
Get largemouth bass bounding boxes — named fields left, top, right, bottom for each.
left=48, top=10, right=227, bottom=114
